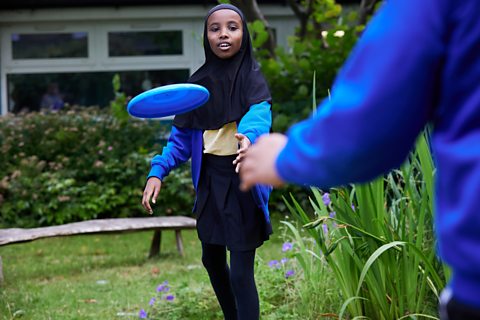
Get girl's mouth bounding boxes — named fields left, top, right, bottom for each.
left=218, top=42, right=231, bottom=50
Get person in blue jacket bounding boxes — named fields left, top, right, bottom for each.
left=239, top=0, right=480, bottom=319
left=142, top=4, right=272, bottom=320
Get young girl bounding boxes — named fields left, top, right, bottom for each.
left=141, top=4, right=272, bottom=320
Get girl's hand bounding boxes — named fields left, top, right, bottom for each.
left=142, top=177, right=162, bottom=214
left=233, top=133, right=251, bottom=173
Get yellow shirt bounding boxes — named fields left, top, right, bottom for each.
left=203, top=121, right=238, bottom=156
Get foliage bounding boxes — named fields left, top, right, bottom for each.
left=284, top=132, right=447, bottom=319
left=312, top=0, right=343, bottom=23
left=247, top=1, right=359, bottom=132
left=263, top=30, right=357, bottom=132
left=110, top=73, right=130, bottom=123
left=0, top=108, right=195, bottom=227
left=0, top=107, right=304, bottom=227
left=278, top=220, right=343, bottom=319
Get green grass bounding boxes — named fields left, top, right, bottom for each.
left=1, top=231, right=193, bottom=319
left=1, top=213, right=340, bottom=320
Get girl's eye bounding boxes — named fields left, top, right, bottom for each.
left=209, top=26, right=219, bottom=32
left=229, top=26, right=238, bottom=31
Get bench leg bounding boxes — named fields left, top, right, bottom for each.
left=175, top=230, right=185, bottom=257
left=149, top=230, right=162, bottom=258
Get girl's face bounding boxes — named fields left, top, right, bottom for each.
left=206, top=9, right=243, bottom=59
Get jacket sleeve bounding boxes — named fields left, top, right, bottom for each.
left=276, top=0, right=446, bottom=188
left=237, top=100, right=272, bottom=144
left=147, top=125, right=193, bottom=181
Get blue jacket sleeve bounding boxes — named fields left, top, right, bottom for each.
left=237, top=100, right=272, bottom=144
left=276, top=0, right=447, bottom=188
left=238, top=100, right=273, bottom=218
left=147, top=125, right=193, bottom=181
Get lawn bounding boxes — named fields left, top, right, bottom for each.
left=0, top=213, right=340, bottom=320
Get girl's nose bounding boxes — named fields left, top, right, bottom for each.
left=219, top=28, right=228, bottom=38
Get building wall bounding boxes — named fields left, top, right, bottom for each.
left=0, top=4, right=297, bottom=115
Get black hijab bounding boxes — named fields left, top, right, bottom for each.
left=173, top=4, right=271, bottom=130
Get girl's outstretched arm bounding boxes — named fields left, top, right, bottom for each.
left=148, top=125, right=193, bottom=180
left=142, top=125, right=194, bottom=214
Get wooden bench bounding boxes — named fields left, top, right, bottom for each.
left=0, top=216, right=196, bottom=283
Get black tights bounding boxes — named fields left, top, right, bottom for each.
left=201, top=242, right=259, bottom=320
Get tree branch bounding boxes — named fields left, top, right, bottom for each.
left=231, top=0, right=276, bottom=57
left=358, top=0, right=382, bottom=26
left=287, top=0, right=314, bottom=40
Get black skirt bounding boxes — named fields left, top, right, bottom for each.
left=195, top=153, right=270, bottom=251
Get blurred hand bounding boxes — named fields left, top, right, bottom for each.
left=239, top=133, right=287, bottom=191
left=233, top=133, right=251, bottom=173
left=142, top=177, right=162, bottom=214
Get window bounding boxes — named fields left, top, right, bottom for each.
left=7, top=69, right=189, bottom=113
left=1, top=21, right=195, bottom=115
left=108, top=31, right=183, bottom=57
left=11, top=32, right=88, bottom=59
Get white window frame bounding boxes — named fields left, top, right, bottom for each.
left=1, top=18, right=203, bottom=114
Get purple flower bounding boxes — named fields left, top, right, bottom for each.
left=165, top=295, right=175, bottom=301
left=329, top=211, right=336, bottom=218
left=281, top=257, right=288, bottom=264
left=149, top=297, right=156, bottom=306
left=139, top=309, right=147, bottom=319
left=156, top=281, right=170, bottom=293
left=351, top=204, right=355, bottom=211
left=322, top=193, right=331, bottom=206
left=268, top=260, right=280, bottom=268
left=282, top=242, right=293, bottom=252
left=285, top=270, right=295, bottom=278
left=322, top=223, right=328, bottom=235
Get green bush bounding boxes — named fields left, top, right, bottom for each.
left=250, top=6, right=359, bottom=132
left=0, top=107, right=303, bottom=228
left=285, top=133, right=446, bottom=318
left=260, top=30, right=357, bottom=132
left=0, top=108, right=195, bottom=227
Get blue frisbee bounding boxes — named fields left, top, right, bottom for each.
left=127, top=83, right=210, bottom=118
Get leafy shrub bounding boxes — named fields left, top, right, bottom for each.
left=0, top=108, right=195, bottom=227
left=0, top=107, right=304, bottom=227
left=261, top=30, right=357, bottom=132
left=285, top=133, right=446, bottom=318
left=249, top=5, right=359, bottom=133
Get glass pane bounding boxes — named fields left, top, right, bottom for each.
left=108, top=31, right=182, bottom=57
left=11, top=32, right=88, bottom=59
left=7, top=69, right=190, bottom=113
